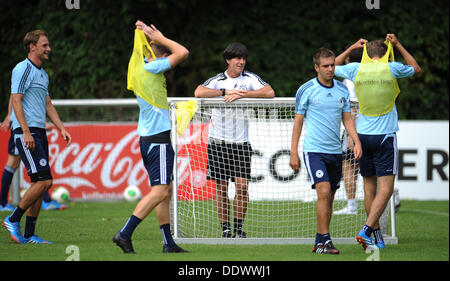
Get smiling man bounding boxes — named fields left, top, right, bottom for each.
left=2, top=30, right=72, bottom=244
left=290, top=47, right=361, bottom=254
left=194, top=42, right=274, bottom=239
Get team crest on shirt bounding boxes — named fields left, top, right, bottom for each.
left=235, top=83, right=248, bottom=90
left=39, top=159, right=47, bottom=167
left=315, top=170, right=324, bottom=178
left=338, top=97, right=345, bottom=108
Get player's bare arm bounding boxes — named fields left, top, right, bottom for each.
left=11, top=93, right=34, bottom=151
left=0, top=96, right=13, bottom=131
left=136, top=20, right=189, bottom=68
left=386, top=33, right=421, bottom=75
left=194, top=85, right=224, bottom=98
left=335, top=38, right=368, bottom=65
left=289, top=114, right=304, bottom=172
left=239, top=85, right=275, bottom=99
left=342, top=112, right=362, bottom=161
left=223, top=85, right=275, bottom=103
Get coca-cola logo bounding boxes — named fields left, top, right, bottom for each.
left=21, top=125, right=147, bottom=194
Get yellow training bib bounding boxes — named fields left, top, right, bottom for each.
left=127, top=29, right=169, bottom=110
left=175, top=100, right=199, bottom=137
left=354, top=41, right=400, bottom=116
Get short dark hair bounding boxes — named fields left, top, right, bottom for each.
left=348, top=47, right=363, bottom=63
left=313, top=47, right=335, bottom=65
left=152, top=43, right=172, bottom=57
left=366, top=40, right=387, bottom=59
left=223, top=42, right=248, bottom=61
left=24, top=30, right=48, bottom=53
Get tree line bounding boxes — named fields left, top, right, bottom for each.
left=1, top=0, right=448, bottom=120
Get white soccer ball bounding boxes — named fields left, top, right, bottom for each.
left=52, top=187, right=70, bottom=203
left=123, top=185, right=142, bottom=202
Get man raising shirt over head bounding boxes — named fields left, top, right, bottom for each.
left=335, top=34, right=421, bottom=250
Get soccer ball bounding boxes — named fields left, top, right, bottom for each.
left=52, top=187, right=70, bottom=203
left=123, top=185, right=142, bottom=202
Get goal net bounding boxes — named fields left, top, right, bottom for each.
left=170, top=98, right=396, bottom=245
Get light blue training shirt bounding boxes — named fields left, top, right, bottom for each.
left=10, top=58, right=49, bottom=130
left=137, top=57, right=172, bottom=137
left=335, top=62, right=415, bottom=135
left=295, top=78, right=351, bottom=154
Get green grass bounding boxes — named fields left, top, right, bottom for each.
left=0, top=200, right=448, bottom=261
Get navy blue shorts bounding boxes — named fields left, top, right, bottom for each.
left=358, top=133, right=398, bottom=177
left=8, top=128, right=19, bottom=156
left=140, top=138, right=174, bottom=187
left=303, top=152, right=342, bottom=190
left=13, top=127, right=52, bottom=182
left=206, top=140, right=252, bottom=181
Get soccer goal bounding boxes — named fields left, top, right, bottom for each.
left=170, top=97, right=397, bottom=245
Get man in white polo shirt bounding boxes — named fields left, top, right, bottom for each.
left=194, top=42, right=274, bottom=238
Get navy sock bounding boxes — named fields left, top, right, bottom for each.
left=233, top=218, right=243, bottom=233
left=221, top=222, right=230, bottom=232
left=0, top=166, right=15, bottom=206
left=315, top=233, right=322, bottom=245
left=373, top=228, right=384, bottom=243
left=10, top=206, right=26, bottom=223
left=160, top=223, right=176, bottom=247
left=24, top=216, right=37, bottom=239
left=42, top=191, right=52, bottom=203
left=315, top=233, right=331, bottom=245
left=322, top=233, right=331, bottom=243
left=120, top=215, right=142, bottom=240
left=363, top=225, right=374, bottom=237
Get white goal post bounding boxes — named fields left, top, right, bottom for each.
left=38, top=98, right=396, bottom=245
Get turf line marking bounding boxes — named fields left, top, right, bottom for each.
left=402, top=208, right=449, bottom=217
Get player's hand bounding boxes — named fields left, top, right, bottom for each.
left=61, top=129, right=72, bottom=146
left=347, top=136, right=354, bottom=150
left=23, top=131, right=35, bottom=151
left=0, top=116, right=10, bottom=132
left=223, top=89, right=245, bottom=103
left=386, top=33, right=399, bottom=47
left=289, top=153, right=301, bottom=172
left=136, top=20, right=165, bottom=43
left=45, top=122, right=52, bottom=131
left=353, top=141, right=363, bottom=161
left=352, top=38, right=368, bottom=49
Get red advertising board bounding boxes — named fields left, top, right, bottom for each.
left=0, top=124, right=215, bottom=201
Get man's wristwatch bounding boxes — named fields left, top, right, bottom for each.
left=220, top=88, right=226, bottom=96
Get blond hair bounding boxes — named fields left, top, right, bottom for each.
left=24, top=30, right=48, bottom=53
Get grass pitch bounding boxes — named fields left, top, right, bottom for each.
left=0, top=200, right=448, bottom=262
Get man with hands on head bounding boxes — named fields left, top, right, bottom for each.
left=113, top=20, right=189, bottom=254
left=335, top=33, right=421, bottom=250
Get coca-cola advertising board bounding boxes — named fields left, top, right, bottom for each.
left=0, top=123, right=216, bottom=201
